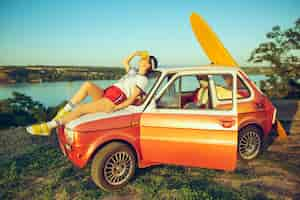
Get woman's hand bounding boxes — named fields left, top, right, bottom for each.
left=123, top=52, right=136, bottom=72
left=136, top=51, right=149, bottom=59
left=123, top=51, right=148, bottom=72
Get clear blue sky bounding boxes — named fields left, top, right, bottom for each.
left=0, top=0, right=299, bottom=66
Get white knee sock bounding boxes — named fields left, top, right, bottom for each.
left=64, top=101, right=75, bottom=111
left=47, top=119, right=61, bottom=129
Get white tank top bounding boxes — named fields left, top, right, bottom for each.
left=113, top=69, right=148, bottom=98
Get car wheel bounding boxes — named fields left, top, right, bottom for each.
left=238, top=126, right=263, bottom=160
left=91, top=142, right=136, bottom=191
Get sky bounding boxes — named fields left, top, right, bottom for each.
left=0, top=0, right=299, bottom=67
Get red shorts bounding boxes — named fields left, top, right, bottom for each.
left=103, top=85, right=127, bottom=105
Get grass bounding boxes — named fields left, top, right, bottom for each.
left=0, top=144, right=273, bottom=200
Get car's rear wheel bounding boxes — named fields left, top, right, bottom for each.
left=91, top=142, right=136, bottom=191
left=238, top=126, right=263, bottom=160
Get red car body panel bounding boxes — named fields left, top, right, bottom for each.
left=57, top=113, right=159, bottom=168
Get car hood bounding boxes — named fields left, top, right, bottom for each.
left=65, top=106, right=143, bottom=132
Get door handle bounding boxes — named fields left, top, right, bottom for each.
left=220, top=119, right=235, bottom=128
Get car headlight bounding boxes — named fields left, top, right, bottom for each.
left=64, top=128, right=76, bottom=144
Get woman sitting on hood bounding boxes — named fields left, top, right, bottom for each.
left=26, top=51, right=158, bottom=136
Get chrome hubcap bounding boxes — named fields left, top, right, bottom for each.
left=104, top=151, right=133, bottom=185
left=239, top=131, right=261, bottom=159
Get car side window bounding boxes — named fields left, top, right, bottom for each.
left=212, top=74, right=233, bottom=110
left=212, top=74, right=233, bottom=101
left=181, top=75, right=199, bottom=93
left=156, top=74, right=208, bottom=110
left=144, top=71, right=161, bottom=94
left=156, top=73, right=235, bottom=111
left=154, top=74, right=174, bottom=96
left=212, top=75, right=250, bottom=100
left=157, top=77, right=181, bottom=109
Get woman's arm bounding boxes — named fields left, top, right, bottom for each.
left=113, top=86, right=141, bottom=111
left=123, top=51, right=139, bottom=73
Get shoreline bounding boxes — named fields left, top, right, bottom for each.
left=0, top=65, right=125, bottom=84
left=0, top=65, right=271, bottom=84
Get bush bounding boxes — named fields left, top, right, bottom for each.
left=249, top=18, right=300, bottom=99
left=0, top=92, right=66, bottom=129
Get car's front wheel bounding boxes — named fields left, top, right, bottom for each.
left=91, top=142, right=136, bottom=191
left=238, top=126, right=263, bottom=160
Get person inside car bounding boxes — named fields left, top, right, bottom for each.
left=186, top=74, right=242, bottom=109
left=183, top=75, right=209, bottom=109
left=193, top=75, right=210, bottom=108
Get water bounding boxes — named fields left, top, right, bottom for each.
left=0, top=80, right=115, bottom=107
left=249, top=75, right=267, bottom=86
left=0, top=75, right=267, bottom=107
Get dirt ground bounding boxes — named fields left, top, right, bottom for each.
left=214, top=129, right=300, bottom=200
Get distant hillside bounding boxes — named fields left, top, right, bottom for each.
left=0, top=65, right=272, bottom=84
left=241, top=66, right=273, bottom=75
left=0, top=66, right=125, bottom=83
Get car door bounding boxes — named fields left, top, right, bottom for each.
left=140, top=71, right=238, bottom=171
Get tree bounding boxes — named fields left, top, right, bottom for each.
left=0, top=92, right=66, bottom=129
left=248, top=18, right=300, bottom=98
left=8, top=68, right=29, bottom=83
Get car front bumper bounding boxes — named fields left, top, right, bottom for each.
left=56, top=126, right=89, bottom=168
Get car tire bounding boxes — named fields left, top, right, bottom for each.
left=238, top=126, right=263, bottom=160
left=91, top=142, right=136, bottom=191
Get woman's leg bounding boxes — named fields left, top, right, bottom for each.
left=70, top=81, right=105, bottom=104
left=26, top=97, right=115, bottom=136
left=26, top=93, right=115, bottom=136
left=59, top=98, right=115, bottom=125
left=53, top=81, right=105, bottom=120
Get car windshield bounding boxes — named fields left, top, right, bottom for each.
left=140, top=70, right=162, bottom=104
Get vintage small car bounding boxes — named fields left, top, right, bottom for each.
left=56, top=66, right=277, bottom=191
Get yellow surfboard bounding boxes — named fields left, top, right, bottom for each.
left=190, top=12, right=238, bottom=67
left=190, top=12, right=288, bottom=140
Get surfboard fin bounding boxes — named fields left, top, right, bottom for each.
left=276, top=120, right=288, bottom=140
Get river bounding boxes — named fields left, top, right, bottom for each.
left=0, top=75, right=267, bottom=107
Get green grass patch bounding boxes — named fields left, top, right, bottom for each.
left=0, top=145, right=272, bottom=200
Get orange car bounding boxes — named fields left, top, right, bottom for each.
left=56, top=66, right=277, bottom=191
left=56, top=13, right=278, bottom=191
